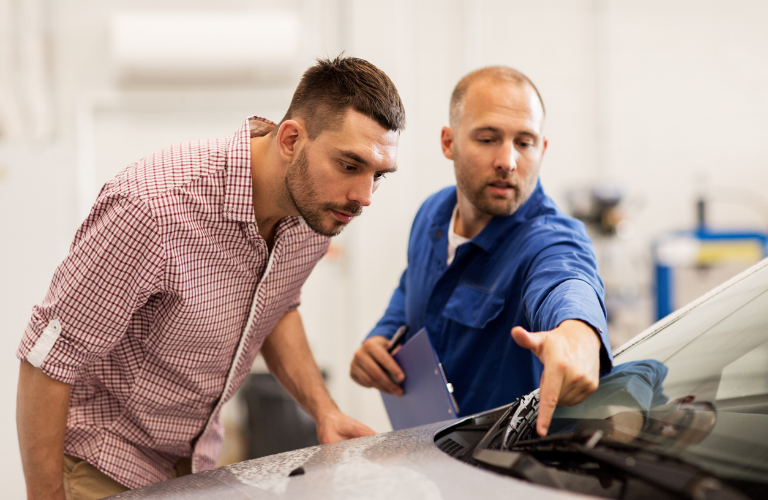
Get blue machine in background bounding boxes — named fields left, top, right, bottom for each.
left=653, top=199, right=768, bottom=320
left=654, top=229, right=768, bottom=320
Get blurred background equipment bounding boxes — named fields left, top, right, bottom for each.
left=654, top=193, right=768, bottom=320
left=567, top=184, right=648, bottom=348
left=567, top=185, right=629, bottom=238
left=240, top=373, right=320, bottom=460
left=216, top=369, right=323, bottom=467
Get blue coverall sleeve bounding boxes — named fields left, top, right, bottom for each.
left=366, top=267, right=408, bottom=341
left=521, top=230, right=614, bottom=371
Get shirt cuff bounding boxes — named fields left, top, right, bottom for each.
left=365, top=325, right=398, bottom=342
left=17, top=314, right=88, bottom=384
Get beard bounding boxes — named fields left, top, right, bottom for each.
left=453, top=149, right=538, bottom=218
left=283, top=149, right=363, bottom=237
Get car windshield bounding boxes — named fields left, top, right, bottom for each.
left=549, top=259, right=768, bottom=486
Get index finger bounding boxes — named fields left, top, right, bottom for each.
left=536, top=362, right=565, bottom=436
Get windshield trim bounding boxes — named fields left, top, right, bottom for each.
left=613, top=256, right=768, bottom=358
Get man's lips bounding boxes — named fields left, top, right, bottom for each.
left=487, top=180, right=515, bottom=195
left=331, top=210, right=355, bottom=223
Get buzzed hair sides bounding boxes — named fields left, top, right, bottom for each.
left=279, top=55, right=406, bottom=139
left=449, top=66, right=545, bottom=128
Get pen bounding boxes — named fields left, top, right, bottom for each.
left=387, top=325, right=408, bottom=354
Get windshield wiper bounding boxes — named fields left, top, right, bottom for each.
left=474, top=431, right=751, bottom=500
left=472, top=448, right=567, bottom=489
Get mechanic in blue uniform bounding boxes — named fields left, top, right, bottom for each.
left=350, top=66, right=613, bottom=436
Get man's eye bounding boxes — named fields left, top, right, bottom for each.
left=517, top=141, right=533, bottom=148
left=374, top=172, right=387, bottom=181
left=342, top=163, right=356, bottom=171
left=477, top=138, right=494, bottom=144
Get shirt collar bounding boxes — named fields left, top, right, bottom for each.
left=448, top=204, right=470, bottom=246
left=224, top=116, right=276, bottom=224
left=224, top=117, right=322, bottom=241
left=432, top=179, right=547, bottom=254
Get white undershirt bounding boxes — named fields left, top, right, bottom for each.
left=447, top=204, right=470, bottom=265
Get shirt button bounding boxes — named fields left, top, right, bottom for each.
left=247, top=223, right=256, bottom=233
left=436, top=231, right=443, bottom=238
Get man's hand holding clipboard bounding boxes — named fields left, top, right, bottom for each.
left=352, top=327, right=460, bottom=430
left=350, top=326, right=408, bottom=397
left=379, top=328, right=459, bottom=430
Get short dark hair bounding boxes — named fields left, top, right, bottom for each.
left=279, top=55, right=406, bottom=138
left=449, top=66, right=545, bottom=128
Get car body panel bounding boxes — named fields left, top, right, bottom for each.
left=111, top=421, right=594, bottom=499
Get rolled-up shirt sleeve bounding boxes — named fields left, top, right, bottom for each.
left=522, top=226, right=614, bottom=373
left=16, top=190, right=164, bottom=384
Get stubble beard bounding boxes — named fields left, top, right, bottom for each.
left=453, top=148, right=538, bottom=218
left=284, top=149, right=363, bottom=237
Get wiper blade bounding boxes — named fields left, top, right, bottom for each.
left=502, top=389, right=539, bottom=449
left=472, top=448, right=565, bottom=490
left=471, top=391, right=540, bottom=453
left=579, top=445, right=745, bottom=500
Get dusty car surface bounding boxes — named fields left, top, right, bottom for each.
left=112, top=258, right=768, bottom=500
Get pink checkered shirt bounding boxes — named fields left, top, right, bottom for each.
left=17, top=117, right=330, bottom=489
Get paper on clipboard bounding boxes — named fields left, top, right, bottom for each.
left=381, top=328, right=459, bottom=430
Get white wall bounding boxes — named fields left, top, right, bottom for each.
left=3, top=0, right=768, bottom=496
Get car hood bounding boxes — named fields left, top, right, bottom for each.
left=111, top=420, right=589, bottom=500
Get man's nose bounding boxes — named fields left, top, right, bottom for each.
left=494, top=140, right=517, bottom=172
left=348, top=176, right=374, bottom=207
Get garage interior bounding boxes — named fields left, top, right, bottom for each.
left=2, top=1, right=768, bottom=496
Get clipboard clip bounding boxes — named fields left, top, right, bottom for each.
left=438, top=362, right=460, bottom=415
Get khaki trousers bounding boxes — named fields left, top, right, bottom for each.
left=63, top=454, right=192, bottom=500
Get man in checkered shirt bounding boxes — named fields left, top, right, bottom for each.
left=16, top=56, right=405, bottom=499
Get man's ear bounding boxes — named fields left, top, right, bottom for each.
left=276, top=119, right=306, bottom=163
left=441, top=126, right=455, bottom=160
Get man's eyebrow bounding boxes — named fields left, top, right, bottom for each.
left=471, top=126, right=502, bottom=134
left=472, top=127, right=538, bottom=138
left=340, top=150, right=368, bottom=166
left=381, top=164, right=398, bottom=174
left=340, top=150, right=397, bottom=173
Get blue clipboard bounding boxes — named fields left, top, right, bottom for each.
left=381, top=328, right=459, bottom=430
